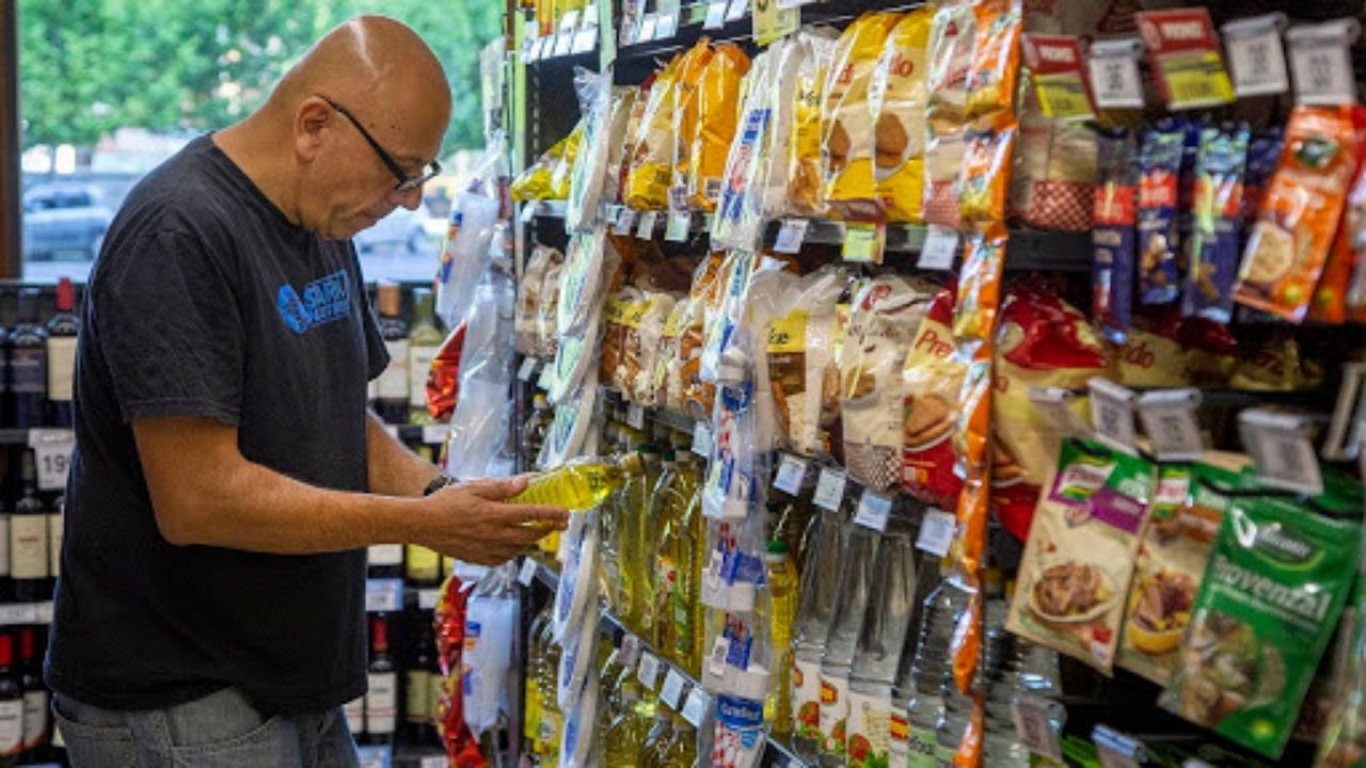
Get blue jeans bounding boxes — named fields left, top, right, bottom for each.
left=53, top=687, right=361, bottom=768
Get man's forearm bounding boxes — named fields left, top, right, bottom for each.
left=365, top=411, right=441, bottom=497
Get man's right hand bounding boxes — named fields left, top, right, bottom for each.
left=417, top=476, right=570, bottom=566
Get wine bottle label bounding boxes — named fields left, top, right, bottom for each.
left=365, top=672, right=397, bottom=734
left=428, top=671, right=444, bottom=720
left=47, top=337, right=77, bottom=402
left=48, top=513, right=62, bottom=578
left=23, top=689, right=47, bottom=749
left=0, top=516, right=11, bottom=578
left=377, top=341, right=409, bottom=400
left=405, top=669, right=432, bottom=723
left=367, top=544, right=403, bottom=567
left=11, top=515, right=48, bottom=580
left=408, top=344, right=438, bottom=407
left=343, top=697, right=364, bottom=735
left=0, top=699, right=23, bottom=755
left=10, top=349, right=45, bottom=395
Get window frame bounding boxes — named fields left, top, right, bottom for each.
left=1, top=0, right=19, bottom=278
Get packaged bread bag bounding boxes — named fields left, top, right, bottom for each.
left=840, top=275, right=935, bottom=492
left=598, top=288, right=638, bottom=392
left=621, top=292, right=677, bottom=405
left=991, top=287, right=1113, bottom=540
left=713, top=49, right=776, bottom=252
left=923, top=1, right=976, bottom=229
left=900, top=282, right=966, bottom=508
left=652, top=298, right=690, bottom=410
left=1006, top=438, right=1155, bottom=674
left=626, top=55, right=682, bottom=211
left=788, top=29, right=838, bottom=218
left=822, top=12, right=903, bottom=220
left=517, top=244, right=559, bottom=356
left=690, top=44, right=751, bottom=211
left=768, top=266, right=849, bottom=457
left=670, top=39, right=717, bottom=204
left=869, top=7, right=934, bottom=224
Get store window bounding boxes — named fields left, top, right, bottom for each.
left=16, top=0, right=502, bottom=284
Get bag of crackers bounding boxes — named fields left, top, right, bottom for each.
left=901, top=282, right=966, bottom=508
left=822, top=11, right=902, bottom=220
left=869, top=7, right=934, bottom=224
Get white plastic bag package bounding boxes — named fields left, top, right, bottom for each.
left=436, top=192, right=501, bottom=328
left=461, top=595, right=517, bottom=737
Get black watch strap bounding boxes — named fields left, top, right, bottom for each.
left=423, top=473, right=458, bottom=496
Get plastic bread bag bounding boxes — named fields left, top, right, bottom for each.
left=598, top=287, right=640, bottom=393
left=1182, top=124, right=1250, bottom=323
left=787, top=29, right=839, bottom=218
left=740, top=263, right=800, bottom=454
left=923, top=1, right=976, bottom=229
left=1011, top=80, right=1096, bottom=232
left=447, top=247, right=518, bottom=481
left=869, top=7, right=934, bottom=224
left=1234, top=105, right=1366, bottom=322
left=840, top=275, right=935, bottom=492
left=671, top=39, right=717, bottom=205
left=654, top=298, right=691, bottom=410
left=555, top=225, right=610, bottom=338
left=626, top=54, right=682, bottom=211
left=517, top=244, right=557, bottom=356
left=626, top=292, right=679, bottom=405
left=713, top=50, right=777, bottom=253
left=822, top=12, right=902, bottom=220
left=691, top=44, right=752, bottom=212
left=1093, top=128, right=1139, bottom=344
left=461, top=594, right=518, bottom=737
left=511, top=127, right=581, bottom=202
left=566, top=67, right=620, bottom=233
left=1005, top=438, right=1154, bottom=675
left=682, top=254, right=728, bottom=419
left=601, top=87, right=638, bottom=209
left=760, top=39, right=804, bottom=220
left=700, top=250, right=761, bottom=387
left=535, top=250, right=566, bottom=358
left=436, top=191, right=501, bottom=328
left=768, top=266, right=848, bottom=457
left=900, top=282, right=966, bottom=509
left=618, top=77, right=654, bottom=207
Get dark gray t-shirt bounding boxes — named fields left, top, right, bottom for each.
left=45, top=135, right=389, bottom=714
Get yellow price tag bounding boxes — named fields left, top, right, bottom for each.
left=752, top=0, right=798, bottom=46
left=1035, top=73, right=1094, bottom=121
left=1162, top=51, right=1235, bottom=109
left=841, top=223, right=885, bottom=264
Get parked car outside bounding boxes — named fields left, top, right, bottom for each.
left=353, top=204, right=432, bottom=253
left=22, top=183, right=114, bottom=261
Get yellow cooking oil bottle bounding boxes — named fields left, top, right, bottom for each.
left=603, top=681, right=653, bottom=766
left=619, top=446, right=663, bottom=638
left=511, top=453, right=645, bottom=511
left=658, top=451, right=704, bottom=676
left=765, top=539, right=800, bottom=739
left=658, top=712, right=698, bottom=768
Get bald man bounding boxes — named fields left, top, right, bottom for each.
left=43, top=17, right=566, bottom=767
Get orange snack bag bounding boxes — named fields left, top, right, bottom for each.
left=690, top=44, right=751, bottom=211
left=902, top=282, right=967, bottom=509
left=822, top=11, right=903, bottom=220
left=959, top=122, right=1018, bottom=226
left=1232, top=106, right=1365, bottom=322
left=965, top=0, right=1023, bottom=120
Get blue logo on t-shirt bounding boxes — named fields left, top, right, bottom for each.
left=277, top=270, right=351, bottom=334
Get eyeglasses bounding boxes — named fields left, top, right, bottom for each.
left=321, top=97, right=441, bottom=193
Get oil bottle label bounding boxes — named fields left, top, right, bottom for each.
left=908, top=724, right=939, bottom=768
left=818, top=673, right=850, bottom=758
left=713, top=695, right=765, bottom=768
left=889, top=709, right=911, bottom=767
left=846, top=689, right=893, bottom=768
left=793, top=657, right=823, bottom=741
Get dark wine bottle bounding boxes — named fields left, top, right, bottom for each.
left=405, top=615, right=437, bottom=746
left=0, top=633, right=23, bottom=767
left=364, top=614, right=397, bottom=747
left=18, top=627, right=47, bottom=762
left=11, top=452, right=49, bottom=603
left=45, top=278, right=78, bottom=429
left=7, top=290, right=46, bottom=430
left=374, top=282, right=409, bottom=425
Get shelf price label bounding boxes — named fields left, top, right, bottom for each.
left=1222, top=14, right=1289, bottom=98
left=627, top=402, right=647, bottom=429
left=692, top=421, right=714, bottom=458
left=704, top=0, right=729, bottom=30
left=724, top=0, right=748, bottom=23
left=682, top=687, right=710, bottom=726
left=1012, top=694, right=1064, bottom=760
left=1088, top=378, right=1138, bottom=455
left=518, top=556, right=539, bottom=588
left=1029, top=387, right=1091, bottom=440
left=1136, top=389, right=1204, bottom=462
left=915, top=508, right=956, bottom=558
left=637, top=652, right=663, bottom=691
left=1239, top=409, right=1323, bottom=495
left=1093, top=726, right=1144, bottom=768
left=917, top=225, right=959, bottom=271
left=1023, top=34, right=1095, bottom=122
left=1086, top=38, right=1145, bottom=110
left=614, top=208, right=637, bottom=236
left=636, top=211, right=659, bottom=240
left=1287, top=19, right=1360, bottom=107
left=30, top=428, right=74, bottom=492
left=812, top=468, right=847, bottom=512
left=364, top=579, right=403, bottom=613
left=854, top=489, right=893, bottom=532
left=655, top=10, right=680, bottom=40
left=772, top=453, right=808, bottom=496
left=660, top=669, right=688, bottom=709
left=665, top=211, right=692, bottom=242
left=841, top=223, right=885, bottom=264
left=773, top=219, right=809, bottom=254
left=1136, top=9, right=1235, bottom=110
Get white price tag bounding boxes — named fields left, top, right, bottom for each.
left=854, top=490, right=893, bottom=532
left=705, top=550, right=724, bottom=592
left=637, top=15, right=659, bottom=42
left=656, top=10, right=680, bottom=40
left=704, top=0, right=729, bottom=29
left=557, top=9, right=580, bottom=33
left=1137, top=389, right=1204, bottom=461
left=682, top=688, right=709, bottom=726
left=572, top=27, right=598, bottom=54
left=0, top=604, right=34, bottom=626
left=1288, top=20, right=1360, bottom=106
left=1088, top=379, right=1138, bottom=454
left=660, top=669, right=688, bottom=709
left=1239, top=409, right=1324, bottom=495
left=622, top=634, right=642, bottom=666
left=915, top=508, right=956, bottom=558
left=520, top=201, right=540, bottom=223
left=421, top=425, right=448, bottom=445
left=1012, top=694, right=1063, bottom=760
left=536, top=364, right=555, bottom=392
left=552, top=31, right=574, bottom=58
left=420, top=757, right=448, bottom=768
left=725, top=0, right=748, bottom=22
left=365, top=579, right=403, bottom=613
left=1087, top=41, right=1145, bottom=110
left=1223, top=15, right=1289, bottom=97
left=692, top=421, right=714, bottom=457
left=34, top=601, right=53, bottom=624
left=582, top=3, right=600, bottom=26
left=708, top=636, right=730, bottom=678
left=812, top=468, right=847, bottom=512
left=29, top=429, right=74, bottom=493
left=773, top=219, right=810, bottom=254
left=518, top=556, right=539, bottom=587
left=637, top=652, right=662, bottom=691
left=772, top=453, right=809, bottom=496
left=418, top=589, right=440, bottom=610
left=917, top=225, right=959, bottom=271
left=666, top=211, right=692, bottom=242
left=1096, top=739, right=1143, bottom=768
left=1029, top=387, right=1091, bottom=440
left=518, top=357, right=539, bottom=381
left=614, top=208, right=637, bottom=236
left=636, top=210, right=658, bottom=239
left=627, top=402, right=646, bottom=429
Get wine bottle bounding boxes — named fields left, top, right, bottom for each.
left=10, top=452, right=48, bottom=603
left=45, top=278, right=78, bottom=429
left=8, top=290, right=47, bottom=430
left=374, top=282, right=409, bottom=425
left=18, top=628, right=46, bottom=761
left=364, top=615, right=397, bottom=746
left=407, top=288, right=442, bottom=425
left=405, top=616, right=437, bottom=746
left=0, top=633, right=23, bottom=767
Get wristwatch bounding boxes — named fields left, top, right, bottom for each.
left=423, top=473, right=458, bottom=496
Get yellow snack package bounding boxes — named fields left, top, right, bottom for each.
left=924, top=1, right=976, bottom=229
left=870, top=7, right=934, bottom=224
left=671, top=39, right=716, bottom=202
left=822, top=12, right=903, bottom=220
left=691, top=44, right=752, bottom=211
left=511, top=126, right=583, bottom=202
left=788, top=30, right=837, bottom=218
left=626, top=55, right=682, bottom=211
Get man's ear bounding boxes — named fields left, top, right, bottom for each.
left=294, top=97, right=333, bottom=164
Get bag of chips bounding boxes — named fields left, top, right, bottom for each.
left=900, top=283, right=966, bottom=509
left=923, top=1, right=976, bottom=229
left=823, top=12, right=903, bottom=220
left=788, top=29, right=838, bottom=218
left=1006, top=438, right=1154, bottom=674
left=1228, top=331, right=1324, bottom=392
left=691, top=44, right=751, bottom=212
left=870, top=8, right=934, bottom=224
left=1110, top=318, right=1189, bottom=389
left=626, top=55, right=682, bottom=211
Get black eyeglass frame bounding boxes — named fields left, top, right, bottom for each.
left=321, top=96, right=441, bottom=192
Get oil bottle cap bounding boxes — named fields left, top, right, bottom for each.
left=619, top=452, right=646, bottom=476
left=766, top=540, right=789, bottom=556
left=533, top=393, right=549, bottom=408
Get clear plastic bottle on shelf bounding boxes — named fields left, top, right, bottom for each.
left=603, top=681, right=653, bottom=766
left=651, top=450, right=683, bottom=658
left=764, top=540, right=800, bottom=740
left=980, top=568, right=1028, bottom=768
left=674, top=452, right=707, bottom=675
left=901, top=568, right=968, bottom=768
left=639, top=703, right=676, bottom=767
left=819, top=519, right=883, bottom=768
left=619, top=446, right=663, bottom=638
left=791, top=507, right=847, bottom=761
left=658, top=712, right=698, bottom=768
left=600, top=641, right=633, bottom=723
left=535, top=619, right=563, bottom=762
left=934, top=577, right=979, bottom=768
left=524, top=605, right=552, bottom=751
left=522, top=393, right=553, bottom=469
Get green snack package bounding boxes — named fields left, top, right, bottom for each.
left=1160, top=479, right=1362, bottom=759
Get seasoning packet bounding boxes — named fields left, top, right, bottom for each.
left=691, top=44, right=751, bottom=211
left=1234, top=106, right=1366, bottom=322
left=823, top=12, right=903, bottom=220
left=1006, top=438, right=1155, bottom=674
left=901, top=282, right=966, bottom=509
left=870, top=8, right=934, bottom=224
left=1117, top=460, right=1249, bottom=686
left=1182, top=124, right=1250, bottom=323
left=1093, top=129, right=1139, bottom=344
left=1137, top=122, right=1186, bottom=306
left=1160, top=483, right=1362, bottom=759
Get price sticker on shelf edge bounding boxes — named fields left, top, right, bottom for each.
left=841, top=223, right=885, bottom=264
left=615, top=207, right=637, bottom=236
left=1087, top=39, right=1145, bottom=110
left=660, top=669, right=688, bottom=709
left=812, top=468, right=847, bottom=512
left=915, top=508, right=956, bottom=558
left=854, top=489, right=893, bottom=532
left=30, top=428, right=74, bottom=492
left=704, top=0, right=728, bottom=30
left=774, top=218, right=809, bottom=254
left=682, top=688, right=709, bottom=727
left=627, top=402, right=647, bottom=429
left=1287, top=19, right=1360, bottom=107
left=636, top=210, right=659, bottom=240
left=637, top=14, right=659, bottom=43
left=773, top=453, right=809, bottom=496
left=655, top=10, right=680, bottom=40
left=572, top=26, right=598, bottom=54
left=365, top=579, right=403, bottom=613
left=666, top=211, right=692, bottom=242
left=1137, top=389, right=1204, bottom=461
left=692, top=420, right=714, bottom=458
left=1029, top=387, right=1091, bottom=440
left=1012, top=694, right=1064, bottom=761
left=1239, top=409, right=1324, bottom=496
left=1222, top=14, right=1289, bottom=98
left=725, top=0, right=748, bottom=23
left=552, top=31, right=574, bottom=58
left=1093, top=726, right=1143, bottom=768
left=1088, top=378, right=1138, bottom=454
left=518, top=556, right=539, bottom=588
left=918, top=225, right=959, bottom=271
left=637, top=651, right=662, bottom=691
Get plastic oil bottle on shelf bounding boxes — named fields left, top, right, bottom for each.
left=846, top=523, right=917, bottom=768
left=639, top=702, right=676, bottom=766
left=764, top=539, right=800, bottom=739
left=604, top=681, right=653, bottom=765
left=657, top=711, right=698, bottom=768
left=791, top=507, right=848, bottom=760
left=535, top=619, right=563, bottom=762
left=819, top=517, right=883, bottom=768
left=980, top=568, right=1030, bottom=768
left=654, top=451, right=705, bottom=675
left=902, top=562, right=969, bottom=768
left=511, top=452, right=644, bottom=510
left=618, top=445, right=663, bottom=638
left=933, top=576, right=979, bottom=768
left=524, top=605, right=552, bottom=750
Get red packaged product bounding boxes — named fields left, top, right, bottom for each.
left=901, top=282, right=965, bottom=508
